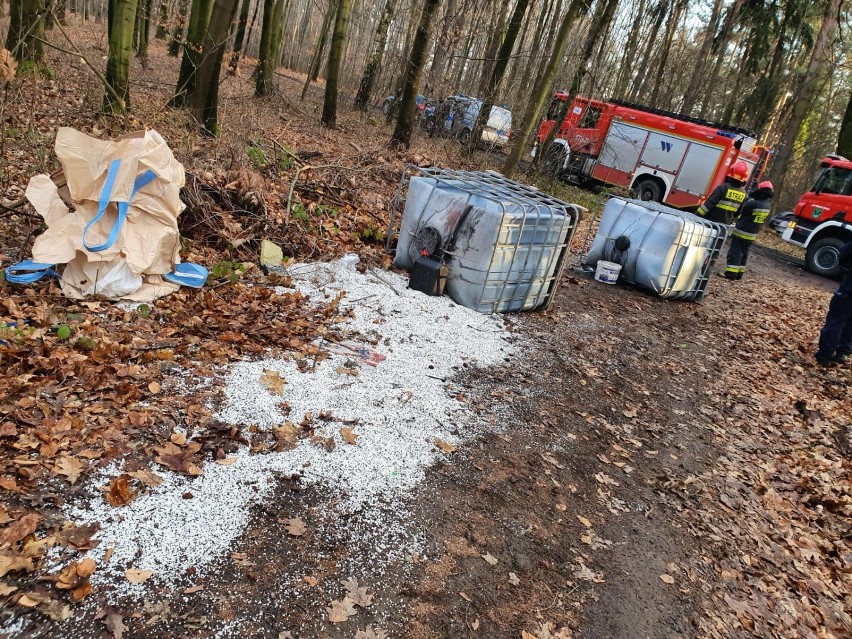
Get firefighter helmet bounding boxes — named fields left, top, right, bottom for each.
left=758, top=180, right=773, bottom=190
left=728, top=161, right=749, bottom=181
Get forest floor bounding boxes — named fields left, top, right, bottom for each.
left=0, top=19, right=850, bottom=639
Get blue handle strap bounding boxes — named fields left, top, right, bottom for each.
left=5, top=259, right=59, bottom=284
left=82, top=160, right=158, bottom=253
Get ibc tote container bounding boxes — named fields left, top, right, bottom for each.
left=584, top=197, right=728, bottom=300
left=388, top=167, right=579, bottom=313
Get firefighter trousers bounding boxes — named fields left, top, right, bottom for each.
left=817, top=288, right=852, bottom=360
left=724, top=236, right=753, bottom=280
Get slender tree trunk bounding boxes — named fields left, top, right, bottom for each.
left=471, top=0, right=533, bottom=149
left=538, top=0, right=617, bottom=164
left=612, top=0, right=645, bottom=99
left=838, top=91, right=852, bottom=158
left=255, top=0, right=285, bottom=95
left=354, top=0, right=397, bottom=110
left=629, top=0, right=666, bottom=102
left=517, top=0, right=559, bottom=104
left=697, top=0, right=744, bottom=118
left=229, top=0, right=252, bottom=69
left=154, top=0, right=168, bottom=38
left=104, top=0, right=139, bottom=112
left=767, top=0, right=841, bottom=204
left=171, top=0, right=215, bottom=106
left=6, top=0, right=46, bottom=63
left=477, top=0, right=510, bottom=97
left=136, top=0, right=153, bottom=67
left=429, top=0, right=457, bottom=89
left=193, top=0, right=240, bottom=134
left=301, top=0, right=335, bottom=99
left=167, top=0, right=189, bottom=55
left=390, top=0, right=442, bottom=147
left=680, top=0, right=723, bottom=114
left=320, top=0, right=353, bottom=127
left=503, top=0, right=590, bottom=177
left=646, top=0, right=686, bottom=107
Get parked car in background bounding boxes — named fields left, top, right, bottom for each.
left=425, top=95, right=512, bottom=148
left=382, top=94, right=427, bottom=116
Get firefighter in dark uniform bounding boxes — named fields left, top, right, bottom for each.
left=722, top=180, right=774, bottom=280
left=815, top=240, right=852, bottom=367
left=696, top=160, right=749, bottom=225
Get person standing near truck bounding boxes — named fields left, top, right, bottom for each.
left=815, top=239, right=852, bottom=367
left=722, top=180, right=775, bottom=280
left=696, top=161, right=750, bottom=225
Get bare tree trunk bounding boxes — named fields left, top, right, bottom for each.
left=136, top=0, right=153, bottom=68
left=429, top=0, right=457, bottom=89
left=767, top=0, right=841, bottom=204
left=167, top=0, right=189, bottom=55
left=255, top=0, right=285, bottom=95
left=6, top=0, right=46, bottom=63
left=192, top=0, right=240, bottom=134
left=611, top=0, right=645, bottom=99
left=628, top=0, right=666, bottom=102
left=320, top=0, right=353, bottom=127
left=171, top=0, right=214, bottom=105
left=646, top=0, right=687, bottom=108
left=838, top=91, right=852, bottom=158
left=697, top=0, right=744, bottom=118
left=154, top=0, right=168, bottom=38
left=476, top=0, right=510, bottom=97
left=680, top=0, right=723, bottom=114
left=390, top=0, right=442, bottom=147
left=503, top=0, right=591, bottom=177
left=104, top=0, right=139, bottom=112
left=229, top=0, right=253, bottom=69
left=301, top=0, right=335, bottom=99
left=354, top=0, right=397, bottom=110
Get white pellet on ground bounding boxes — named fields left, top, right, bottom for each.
left=68, top=257, right=516, bottom=593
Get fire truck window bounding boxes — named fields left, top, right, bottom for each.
left=817, top=167, right=852, bottom=195
left=578, top=106, right=602, bottom=129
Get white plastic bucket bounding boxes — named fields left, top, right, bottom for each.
left=594, top=260, right=621, bottom=284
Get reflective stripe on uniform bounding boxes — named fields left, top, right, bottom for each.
left=732, top=230, right=757, bottom=241
left=725, top=266, right=744, bottom=273
left=718, top=201, right=740, bottom=212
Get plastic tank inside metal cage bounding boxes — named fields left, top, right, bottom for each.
left=584, top=197, right=728, bottom=301
left=387, top=167, right=580, bottom=313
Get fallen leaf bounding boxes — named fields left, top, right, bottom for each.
left=153, top=442, right=203, bottom=476
left=216, top=457, right=238, bottom=465
left=594, top=472, right=619, bottom=487
left=0, top=582, right=17, bottom=595
left=148, top=381, right=162, bottom=394
left=577, top=515, right=593, bottom=528
left=481, top=552, right=498, bottom=566
left=355, top=626, right=388, bottom=639
left=335, top=366, right=359, bottom=377
left=102, top=547, right=115, bottom=564
left=622, top=407, right=638, bottom=418
left=278, top=632, right=294, bottom=639
left=342, top=578, right=373, bottom=607
left=435, top=438, right=457, bottom=453
left=260, top=369, right=286, bottom=394
left=286, top=518, right=307, bottom=536
left=170, top=432, right=186, bottom=445
left=126, top=468, right=163, bottom=487
left=508, top=572, right=520, bottom=585
left=183, top=585, right=204, bottom=594
left=660, top=573, right=675, bottom=584
left=96, top=606, right=127, bottom=639
left=471, top=618, right=480, bottom=630
left=459, top=591, right=472, bottom=602
left=0, top=513, right=42, bottom=547
left=0, top=552, right=34, bottom=577
left=54, top=457, right=85, bottom=484
left=340, top=426, right=358, bottom=445
left=54, top=558, right=96, bottom=594
left=573, top=561, right=605, bottom=583
left=105, top=475, right=138, bottom=507
left=302, top=575, right=319, bottom=586
left=125, top=568, right=153, bottom=584
left=555, top=503, right=567, bottom=511
left=55, top=523, right=100, bottom=550
left=327, top=597, right=357, bottom=623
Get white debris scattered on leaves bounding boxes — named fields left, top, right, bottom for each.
left=68, top=257, right=516, bottom=589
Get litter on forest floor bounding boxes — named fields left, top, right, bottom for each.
left=67, top=257, right=516, bottom=592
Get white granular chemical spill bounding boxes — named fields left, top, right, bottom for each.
left=68, top=257, right=515, bottom=590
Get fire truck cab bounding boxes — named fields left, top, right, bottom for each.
left=778, top=155, right=852, bottom=278
left=537, top=94, right=768, bottom=210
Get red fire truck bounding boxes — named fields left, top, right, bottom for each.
left=535, top=93, right=770, bottom=210
left=775, top=155, right=852, bottom=278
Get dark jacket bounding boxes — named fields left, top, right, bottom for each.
left=839, top=240, right=852, bottom=293
left=696, top=178, right=747, bottom=225
left=732, top=186, right=774, bottom=241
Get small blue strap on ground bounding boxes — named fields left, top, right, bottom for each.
left=83, top=160, right=158, bottom=252
left=163, top=262, right=208, bottom=288
left=4, top=259, right=59, bottom=284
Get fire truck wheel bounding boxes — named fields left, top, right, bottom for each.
left=633, top=178, right=663, bottom=202
left=806, top=237, right=846, bottom=279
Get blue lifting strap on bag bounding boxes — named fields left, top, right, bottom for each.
left=4, top=259, right=59, bottom=284
left=82, top=159, right=158, bottom=253
left=163, top=262, right=208, bottom=288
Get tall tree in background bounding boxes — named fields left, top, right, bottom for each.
left=104, top=0, right=140, bottom=113
left=681, top=0, right=725, bottom=115
left=390, top=0, right=442, bottom=147
left=838, top=91, right=852, bottom=158
left=256, top=0, right=287, bottom=96
left=320, top=0, right=354, bottom=127
left=503, top=0, right=591, bottom=177
left=353, top=0, right=397, bottom=111
left=6, top=0, right=46, bottom=63
left=170, top=0, right=214, bottom=106
left=192, top=0, right=240, bottom=133
left=135, top=0, right=153, bottom=68
left=167, top=0, right=189, bottom=56
left=768, top=0, right=842, bottom=203
left=470, top=0, right=533, bottom=149
left=301, top=0, right=336, bottom=99
left=537, top=0, right=618, bottom=166
left=612, top=0, right=644, bottom=99
left=229, top=0, right=253, bottom=70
